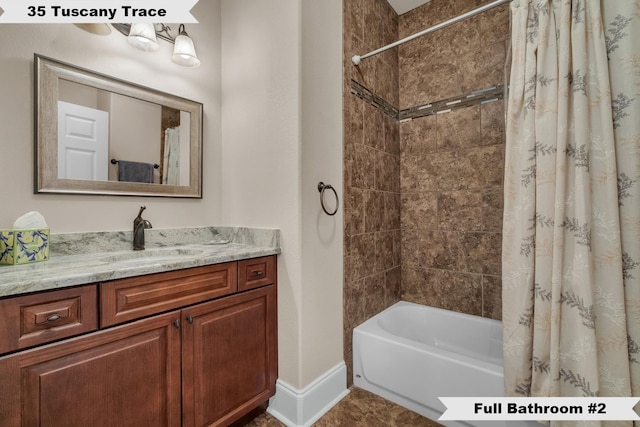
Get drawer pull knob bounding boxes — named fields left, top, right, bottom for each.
left=255, top=271, right=264, bottom=276
left=46, top=314, right=62, bottom=322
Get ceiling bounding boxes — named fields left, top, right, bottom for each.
left=387, top=0, right=432, bottom=15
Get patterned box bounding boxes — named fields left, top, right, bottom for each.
left=0, top=229, right=50, bottom=265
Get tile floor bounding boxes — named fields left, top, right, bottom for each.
left=244, top=387, right=444, bottom=427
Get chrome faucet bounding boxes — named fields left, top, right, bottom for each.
left=133, top=205, right=152, bottom=251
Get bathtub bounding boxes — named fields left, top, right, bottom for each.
left=353, top=301, right=539, bottom=427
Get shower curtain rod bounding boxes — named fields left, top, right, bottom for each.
left=351, top=0, right=512, bottom=65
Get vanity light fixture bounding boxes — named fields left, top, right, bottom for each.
left=113, top=23, right=200, bottom=68
left=127, top=23, right=159, bottom=51
left=172, top=25, right=200, bottom=68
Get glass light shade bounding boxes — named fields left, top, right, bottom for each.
left=127, top=23, right=159, bottom=52
left=172, top=34, right=200, bottom=67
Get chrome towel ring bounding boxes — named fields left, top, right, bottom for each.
left=318, top=182, right=339, bottom=216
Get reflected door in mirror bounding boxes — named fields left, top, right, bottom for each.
left=57, top=101, right=109, bottom=180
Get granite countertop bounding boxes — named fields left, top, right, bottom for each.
left=0, top=226, right=280, bottom=298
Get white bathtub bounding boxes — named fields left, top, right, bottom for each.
left=353, top=301, right=539, bottom=427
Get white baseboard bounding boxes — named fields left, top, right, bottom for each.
left=267, top=361, right=349, bottom=427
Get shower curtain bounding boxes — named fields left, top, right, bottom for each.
left=502, top=0, right=639, bottom=426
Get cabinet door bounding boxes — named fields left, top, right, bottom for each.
left=0, top=311, right=181, bottom=427
left=182, top=285, right=277, bottom=427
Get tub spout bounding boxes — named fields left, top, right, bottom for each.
left=133, top=205, right=152, bottom=251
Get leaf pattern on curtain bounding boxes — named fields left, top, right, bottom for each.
left=503, top=1, right=640, bottom=426
left=603, top=1, right=640, bottom=424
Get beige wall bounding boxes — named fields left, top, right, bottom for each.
left=0, top=0, right=221, bottom=232
left=221, top=0, right=344, bottom=390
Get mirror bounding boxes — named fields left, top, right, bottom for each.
left=34, top=54, right=203, bottom=198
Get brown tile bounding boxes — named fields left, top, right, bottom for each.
left=384, top=114, right=400, bottom=156
left=242, top=412, right=286, bottom=427
left=344, top=94, right=364, bottom=146
left=479, top=2, right=510, bottom=46
left=344, top=0, right=364, bottom=44
left=352, top=143, right=376, bottom=190
left=364, top=272, right=388, bottom=317
left=398, top=2, right=432, bottom=38
left=431, top=15, right=481, bottom=58
left=348, top=187, right=366, bottom=235
left=428, top=0, right=477, bottom=24
left=388, top=403, right=444, bottom=426
left=350, top=37, right=377, bottom=91
left=462, top=232, right=502, bottom=275
left=401, top=267, right=432, bottom=303
left=363, top=0, right=384, bottom=49
left=401, top=229, right=419, bottom=268
left=415, top=154, right=440, bottom=192
left=383, top=191, right=401, bottom=231
left=385, top=266, right=402, bottom=305
left=401, top=192, right=438, bottom=231
left=438, top=188, right=503, bottom=232
left=414, top=60, right=463, bottom=105
left=345, top=277, right=367, bottom=331
left=376, top=231, right=395, bottom=272
left=480, top=187, right=504, bottom=232
left=482, top=275, right=503, bottom=320
left=407, top=268, right=483, bottom=316
left=459, top=41, right=506, bottom=93
left=365, top=190, right=384, bottom=232
left=435, top=145, right=503, bottom=191
left=364, top=103, right=386, bottom=151
left=376, top=152, right=398, bottom=192
left=400, top=115, right=437, bottom=155
left=481, top=99, right=505, bottom=146
left=417, top=231, right=465, bottom=271
left=436, top=106, right=482, bottom=152
left=400, top=155, right=418, bottom=192
left=351, top=233, right=376, bottom=280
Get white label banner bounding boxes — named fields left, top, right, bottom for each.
left=0, top=0, right=199, bottom=23
left=439, top=397, right=640, bottom=421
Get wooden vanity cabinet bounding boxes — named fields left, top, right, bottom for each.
left=182, top=285, right=277, bottom=427
left=0, top=255, right=278, bottom=427
left=0, top=310, right=182, bottom=427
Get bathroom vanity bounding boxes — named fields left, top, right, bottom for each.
left=0, top=227, right=279, bottom=427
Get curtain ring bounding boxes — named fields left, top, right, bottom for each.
left=318, top=182, right=339, bottom=216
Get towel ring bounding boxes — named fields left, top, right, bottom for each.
left=318, top=182, right=339, bottom=216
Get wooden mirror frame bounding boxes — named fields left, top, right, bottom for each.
left=34, top=54, right=203, bottom=198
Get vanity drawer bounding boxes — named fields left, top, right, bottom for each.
left=238, top=256, right=276, bottom=292
left=100, top=262, right=237, bottom=327
left=0, top=285, right=98, bottom=354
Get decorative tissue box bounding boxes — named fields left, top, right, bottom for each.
left=0, top=229, right=50, bottom=265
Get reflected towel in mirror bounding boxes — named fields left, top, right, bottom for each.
left=117, top=160, right=155, bottom=183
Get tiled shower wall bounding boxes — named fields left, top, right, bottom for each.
left=343, top=0, right=401, bottom=384
left=398, top=0, right=509, bottom=319
left=343, top=0, right=509, bottom=382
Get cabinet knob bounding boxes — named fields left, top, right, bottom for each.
left=186, top=315, right=194, bottom=324
left=173, top=319, right=181, bottom=328
left=255, top=271, right=264, bottom=277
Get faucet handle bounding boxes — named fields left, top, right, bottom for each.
left=137, top=205, right=147, bottom=217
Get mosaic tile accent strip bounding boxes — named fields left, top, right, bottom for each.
left=350, top=80, right=399, bottom=119
left=399, top=86, right=505, bottom=120
left=351, top=79, right=505, bottom=122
